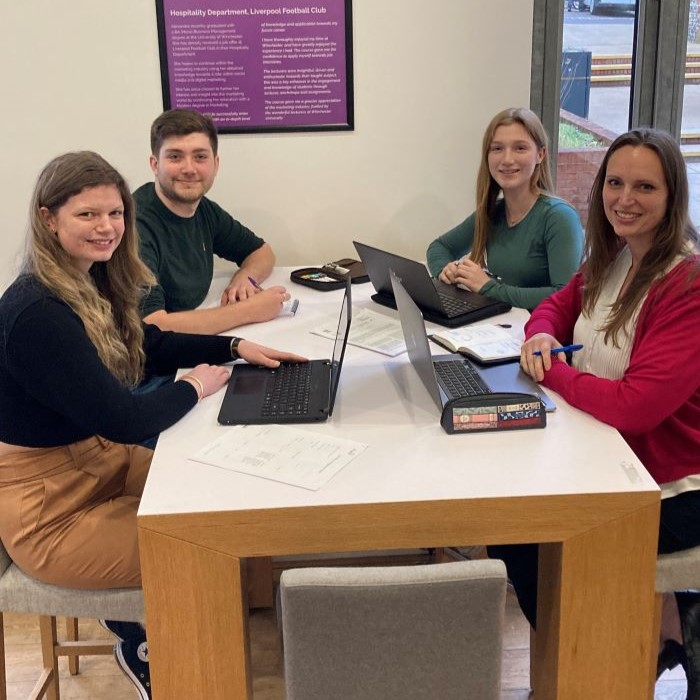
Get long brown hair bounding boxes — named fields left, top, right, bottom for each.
left=582, top=128, right=699, bottom=345
left=471, top=107, right=554, bottom=266
left=25, top=151, right=155, bottom=386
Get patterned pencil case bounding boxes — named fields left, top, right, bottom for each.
left=441, top=393, right=546, bottom=434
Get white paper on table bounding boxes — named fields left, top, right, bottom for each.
left=189, top=425, right=367, bottom=491
left=311, top=308, right=406, bottom=356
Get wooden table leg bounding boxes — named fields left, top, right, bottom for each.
left=139, top=528, right=253, bottom=700
left=246, top=556, right=274, bottom=609
left=533, top=501, right=659, bottom=699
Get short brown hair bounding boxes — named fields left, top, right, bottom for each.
left=150, top=109, right=218, bottom=157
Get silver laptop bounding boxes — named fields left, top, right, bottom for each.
left=390, top=270, right=556, bottom=412
left=217, top=276, right=351, bottom=425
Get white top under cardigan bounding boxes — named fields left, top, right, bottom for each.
left=571, top=245, right=698, bottom=499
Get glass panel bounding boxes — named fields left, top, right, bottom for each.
left=557, top=0, right=637, bottom=226
left=683, top=1, right=700, bottom=226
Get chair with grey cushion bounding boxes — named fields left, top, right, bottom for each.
left=0, top=537, right=144, bottom=700
left=279, top=559, right=507, bottom=700
left=656, top=546, right=700, bottom=594
left=655, top=546, right=700, bottom=659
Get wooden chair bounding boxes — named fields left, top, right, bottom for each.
left=0, top=538, right=143, bottom=700
left=279, top=559, right=507, bottom=700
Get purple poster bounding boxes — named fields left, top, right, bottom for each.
left=156, top=0, right=353, bottom=132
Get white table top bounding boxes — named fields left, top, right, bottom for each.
left=139, top=267, right=658, bottom=518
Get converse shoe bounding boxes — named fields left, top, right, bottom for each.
left=114, top=637, right=151, bottom=700
left=656, top=638, right=686, bottom=679
left=99, top=619, right=145, bottom=642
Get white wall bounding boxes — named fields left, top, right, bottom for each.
left=0, top=1, right=533, bottom=291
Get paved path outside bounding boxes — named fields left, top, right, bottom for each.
left=563, top=9, right=700, bottom=55
left=588, top=85, right=700, bottom=134
left=563, top=10, right=700, bottom=132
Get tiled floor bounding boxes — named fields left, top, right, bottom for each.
left=1, top=591, right=690, bottom=699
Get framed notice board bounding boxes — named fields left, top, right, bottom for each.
left=155, top=0, right=354, bottom=133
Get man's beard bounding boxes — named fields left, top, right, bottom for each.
left=159, top=180, right=206, bottom=205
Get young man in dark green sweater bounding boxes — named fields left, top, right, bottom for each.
left=134, top=109, right=290, bottom=334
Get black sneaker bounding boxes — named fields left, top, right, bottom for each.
left=99, top=619, right=145, bottom=642
left=114, top=637, right=151, bottom=700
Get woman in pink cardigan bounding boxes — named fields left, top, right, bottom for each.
left=491, top=128, right=700, bottom=696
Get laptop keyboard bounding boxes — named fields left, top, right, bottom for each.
left=434, top=360, right=491, bottom=400
left=261, top=363, right=313, bottom=417
left=437, top=291, right=480, bottom=317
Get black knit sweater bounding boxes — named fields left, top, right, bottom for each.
left=0, top=275, right=232, bottom=447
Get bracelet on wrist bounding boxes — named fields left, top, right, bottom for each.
left=181, top=375, right=204, bottom=402
left=230, top=336, right=242, bottom=360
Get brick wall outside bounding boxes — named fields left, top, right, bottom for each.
left=556, top=148, right=607, bottom=227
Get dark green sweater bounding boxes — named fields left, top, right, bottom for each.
left=133, top=183, right=265, bottom=317
left=426, top=196, right=583, bottom=310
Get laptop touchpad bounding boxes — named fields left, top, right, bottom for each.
left=233, top=374, right=268, bottom=394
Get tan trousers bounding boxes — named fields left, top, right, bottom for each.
left=0, top=436, right=152, bottom=589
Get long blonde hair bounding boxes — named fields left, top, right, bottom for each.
left=25, top=151, right=155, bottom=386
left=471, top=107, right=554, bottom=266
left=583, top=129, right=699, bottom=346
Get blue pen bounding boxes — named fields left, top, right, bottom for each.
left=533, top=344, right=583, bottom=356
left=248, top=275, right=264, bottom=291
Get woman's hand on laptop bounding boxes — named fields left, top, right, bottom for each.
left=180, top=364, right=231, bottom=401
left=439, top=261, right=459, bottom=285
left=453, top=258, right=490, bottom=292
left=238, top=340, right=308, bottom=368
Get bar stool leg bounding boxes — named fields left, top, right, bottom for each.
left=66, top=618, right=80, bottom=675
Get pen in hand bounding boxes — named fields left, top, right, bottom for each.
left=533, top=344, right=583, bottom=356
left=248, top=275, right=264, bottom=291
left=249, top=274, right=298, bottom=315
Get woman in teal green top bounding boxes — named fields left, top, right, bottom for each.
left=426, top=108, right=583, bottom=311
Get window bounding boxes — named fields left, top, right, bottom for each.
left=558, top=1, right=637, bottom=223
left=532, top=0, right=698, bottom=227
left=682, top=0, right=700, bottom=223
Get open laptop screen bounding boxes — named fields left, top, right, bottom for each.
left=328, top=275, right=352, bottom=415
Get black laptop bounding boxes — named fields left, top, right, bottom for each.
left=217, top=277, right=351, bottom=425
left=390, top=270, right=556, bottom=412
left=353, top=240, right=511, bottom=328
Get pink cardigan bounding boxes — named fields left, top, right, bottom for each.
left=525, top=257, right=700, bottom=485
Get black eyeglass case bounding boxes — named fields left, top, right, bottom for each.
left=290, top=258, right=369, bottom=291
